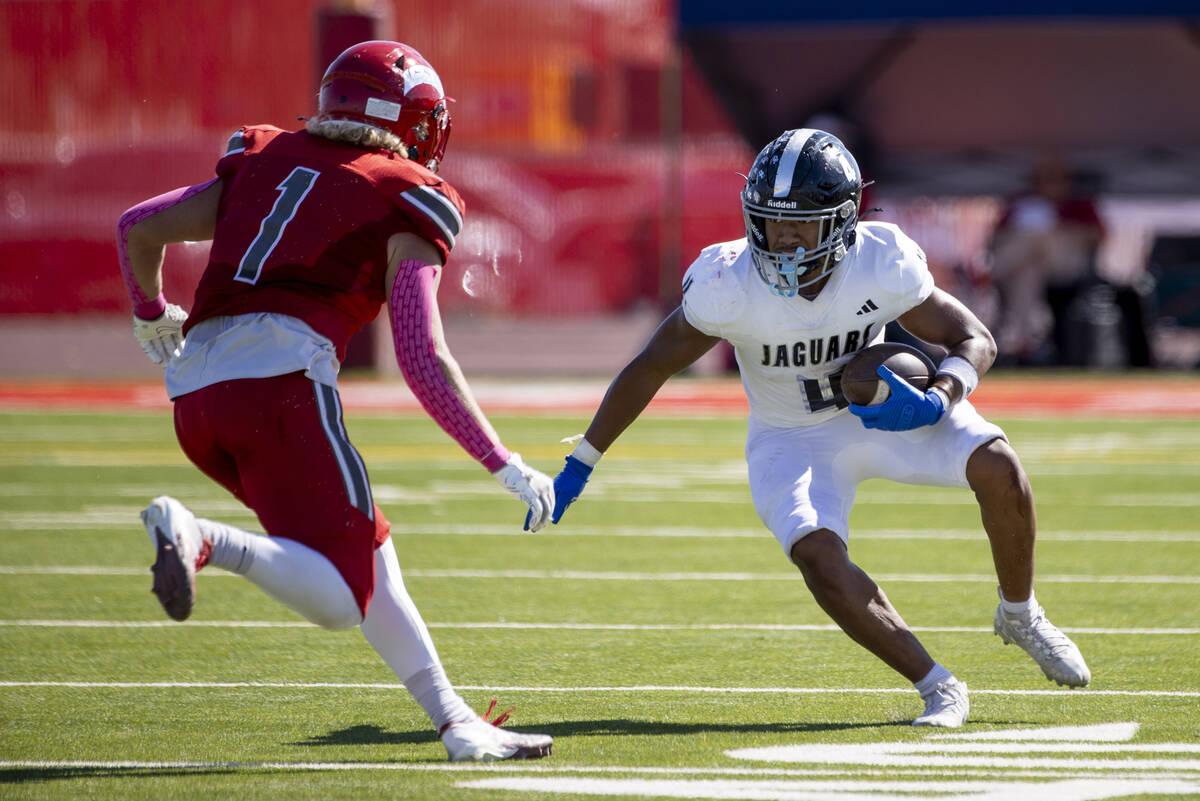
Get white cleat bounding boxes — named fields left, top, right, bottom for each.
left=141, top=495, right=208, bottom=622
left=913, top=678, right=969, bottom=728
left=994, top=598, right=1091, bottom=688
left=440, top=715, right=553, bottom=762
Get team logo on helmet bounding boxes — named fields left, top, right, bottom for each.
left=402, top=63, right=444, bottom=98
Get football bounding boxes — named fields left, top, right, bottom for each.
left=840, top=342, right=937, bottom=406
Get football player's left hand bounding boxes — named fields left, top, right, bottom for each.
left=133, top=303, right=188, bottom=365
left=849, top=365, right=945, bottom=431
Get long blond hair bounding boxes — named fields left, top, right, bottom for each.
left=305, top=118, right=408, bottom=157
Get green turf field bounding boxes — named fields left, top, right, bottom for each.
left=1, top=402, right=1198, bottom=800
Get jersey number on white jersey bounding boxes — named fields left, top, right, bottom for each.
left=798, top=372, right=849, bottom=414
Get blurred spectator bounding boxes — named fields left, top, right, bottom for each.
left=989, top=157, right=1154, bottom=367
left=988, top=155, right=1105, bottom=365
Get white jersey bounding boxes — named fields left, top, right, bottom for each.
left=681, top=221, right=934, bottom=428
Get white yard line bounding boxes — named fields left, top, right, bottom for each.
left=391, top=524, right=1200, bottom=543
left=4, top=514, right=1199, bottom=543
left=1, top=681, right=1196, bottom=697
left=1, top=620, right=1196, bottom=635
left=461, top=775, right=1200, bottom=799
left=3, top=564, right=1200, bottom=584
left=1, top=760, right=1194, bottom=781
left=398, top=569, right=1200, bottom=584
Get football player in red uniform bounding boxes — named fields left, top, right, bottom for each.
left=118, top=41, right=553, bottom=761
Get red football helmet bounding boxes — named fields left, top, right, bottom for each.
left=316, top=40, right=452, bottom=171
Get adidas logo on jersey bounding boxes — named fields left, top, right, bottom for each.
left=856, top=299, right=878, bottom=316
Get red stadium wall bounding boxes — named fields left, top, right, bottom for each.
left=0, top=0, right=750, bottom=318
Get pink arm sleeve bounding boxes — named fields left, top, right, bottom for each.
left=389, top=259, right=511, bottom=472
left=116, top=178, right=218, bottom=319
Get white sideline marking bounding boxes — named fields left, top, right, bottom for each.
left=592, top=725, right=1200, bottom=800
left=1, top=681, right=1196, bottom=698
left=727, top=745, right=1200, bottom=771
left=2, top=760, right=1196, bottom=797
left=6, top=564, right=1198, bottom=584
left=1, top=760, right=1192, bottom=781
left=928, top=723, right=1140, bottom=741
left=6, top=725, right=1199, bottom=789
left=722, top=724, right=1200, bottom=789
left=3, top=620, right=1197, bottom=636
left=460, top=776, right=1200, bottom=800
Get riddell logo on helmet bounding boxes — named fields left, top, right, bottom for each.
left=766, top=199, right=798, bottom=209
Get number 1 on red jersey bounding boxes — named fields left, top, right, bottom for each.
left=235, top=167, right=320, bottom=284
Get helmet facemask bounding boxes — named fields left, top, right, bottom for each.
left=743, top=198, right=858, bottom=297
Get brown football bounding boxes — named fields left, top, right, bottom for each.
left=840, top=343, right=937, bottom=406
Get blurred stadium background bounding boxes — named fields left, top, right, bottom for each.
left=4, top=0, right=1200, bottom=378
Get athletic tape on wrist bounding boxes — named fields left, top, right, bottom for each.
left=570, top=438, right=603, bottom=467
left=936, top=356, right=979, bottom=397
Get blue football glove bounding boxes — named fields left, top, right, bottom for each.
left=525, top=454, right=593, bottom=528
left=849, top=365, right=946, bottom=431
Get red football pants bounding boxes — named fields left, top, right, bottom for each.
left=173, top=371, right=390, bottom=614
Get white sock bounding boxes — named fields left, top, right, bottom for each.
left=360, top=538, right=473, bottom=731
left=914, top=663, right=954, bottom=696
left=195, top=518, right=361, bottom=630
left=1000, top=589, right=1038, bottom=619
left=404, top=664, right=475, bottom=733
left=196, top=517, right=258, bottom=573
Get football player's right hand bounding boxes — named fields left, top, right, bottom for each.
left=495, top=453, right=556, bottom=532
left=535, top=454, right=594, bottom=526
left=849, top=365, right=946, bottom=431
left=133, top=303, right=188, bottom=365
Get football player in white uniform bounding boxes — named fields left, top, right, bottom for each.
left=539, top=128, right=1090, bottom=728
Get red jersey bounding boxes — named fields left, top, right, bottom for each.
left=185, top=125, right=465, bottom=359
